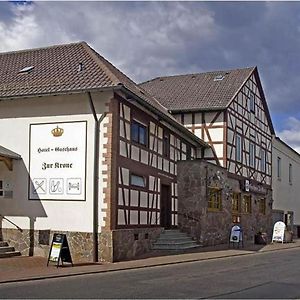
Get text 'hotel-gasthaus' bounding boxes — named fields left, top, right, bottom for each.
left=0, top=41, right=294, bottom=262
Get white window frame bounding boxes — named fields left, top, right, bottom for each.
left=249, top=142, right=255, bottom=168
left=236, top=134, right=242, bottom=163
left=261, top=149, right=266, bottom=173
left=277, top=156, right=281, bottom=179
left=249, top=92, right=255, bottom=113
left=289, top=163, right=292, bottom=184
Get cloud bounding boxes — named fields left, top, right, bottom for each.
left=1, top=1, right=300, bottom=135
left=277, top=117, right=300, bottom=153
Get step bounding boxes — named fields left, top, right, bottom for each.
left=156, top=237, right=192, bottom=243
left=160, top=232, right=188, bottom=238
left=152, top=243, right=201, bottom=250
left=0, top=246, right=15, bottom=253
left=0, top=241, right=9, bottom=247
left=154, top=240, right=198, bottom=247
left=0, top=251, right=21, bottom=258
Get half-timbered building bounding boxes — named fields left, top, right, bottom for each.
left=141, top=68, right=275, bottom=240
left=0, top=42, right=207, bottom=262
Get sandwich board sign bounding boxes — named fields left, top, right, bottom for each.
left=47, top=233, right=73, bottom=267
left=229, top=225, right=243, bottom=248
left=272, top=221, right=286, bottom=243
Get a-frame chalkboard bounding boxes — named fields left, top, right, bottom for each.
left=47, top=233, right=73, bottom=267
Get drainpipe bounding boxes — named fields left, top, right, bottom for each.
left=88, top=92, right=107, bottom=262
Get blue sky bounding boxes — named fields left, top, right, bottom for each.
left=1, top=1, right=300, bottom=150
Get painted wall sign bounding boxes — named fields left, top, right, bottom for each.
left=240, top=180, right=267, bottom=195
left=272, top=221, right=286, bottom=243
left=29, top=121, right=87, bottom=200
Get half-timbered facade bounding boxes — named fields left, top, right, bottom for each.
left=141, top=68, right=275, bottom=237
left=0, top=42, right=207, bottom=262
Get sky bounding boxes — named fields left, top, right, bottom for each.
left=1, top=1, right=300, bottom=151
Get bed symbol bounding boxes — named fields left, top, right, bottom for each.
left=67, top=178, right=82, bottom=195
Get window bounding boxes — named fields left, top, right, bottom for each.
left=277, top=156, right=281, bottom=179
left=213, top=74, right=224, bottom=81
left=243, top=195, right=252, bottom=214
left=0, top=180, right=3, bottom=197
left=289, top=163, right=292, bottom=184
left=208, top=188, right=222, bottom=211
left=259, top=198, right=266, bottom=214
left=249, top=142, right=255, bottom=168
left=249, top=92, right=255, bottom=113
left=130, top=174, right=146, bottom=188
left=261, top=149, right=266, bottom=173
left=236, top=134, right=242, bottom=162
left=186, top=146, right=192, bottom=160
left=232, top=193, right=241, bottom=213
left=131, top=120, right=147, bottom=146
left=163, top=134, right=170, bottom=158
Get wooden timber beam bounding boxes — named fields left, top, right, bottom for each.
left=0, top=156, right=13, bottom=171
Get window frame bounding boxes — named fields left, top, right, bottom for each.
left=261, top=149, right=266, bottom=173
left=208, top=187, right=222, bottom=211
left=0, top=180, right=3, bottom=197
left=249, top=142, right=255, bottom=168
left=277, top=156, right=281, bottom=179
left=163, top=133, right=170, bottom=159
left=130, top=173, right=147, bottom=189
left=259, top=198, right=266, bottom=215
left=131, top=120, right=148, bottom=146
left=249, top=92, right=255, bottom=113
left=289, top=163, right=292, bottom=184
left=236, top=134, right=242, bottom=163
left=243, top=194, right=252, bottom=214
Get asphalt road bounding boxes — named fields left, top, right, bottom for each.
left=1, top=248, right=300, bottom=299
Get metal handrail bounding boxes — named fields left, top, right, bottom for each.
left=0, top=215, right=23, bottom=232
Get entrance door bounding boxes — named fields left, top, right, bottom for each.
left=160, top=184, right=172, bottom=229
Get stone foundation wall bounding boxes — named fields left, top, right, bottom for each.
left=178, top=160, right=273, bottom=246
left=1, top=228, right=96, bottom=263
left=112, top=227, right=162, bottom=261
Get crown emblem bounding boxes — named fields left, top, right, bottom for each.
left=51, top=126, right=64, bottom=137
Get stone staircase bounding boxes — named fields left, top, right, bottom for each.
left=152, top=229, right=200, bottom=250
left=0, top=241, right=21, bottom=258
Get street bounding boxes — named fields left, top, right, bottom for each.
left=0, top=248, right=300, bottom=299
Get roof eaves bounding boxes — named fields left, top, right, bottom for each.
left=120, top=85, right=209, bottom=148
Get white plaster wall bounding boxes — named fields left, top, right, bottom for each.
left=0, top=91, right=112, bottom=233
left=272, top=137, right=300, bottom=224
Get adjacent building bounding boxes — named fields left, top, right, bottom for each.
left=272, top=136, right=300, bottom=236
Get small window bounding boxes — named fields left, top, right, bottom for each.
left=0, top=180, right=3, bottom=197
left=208, top=188, right=222, bottom=211
left=131, top=120, right=147, bottom=146
left=232, top=193, right=241, bottom=213
left=163, top=134, right=170, bottom=158
left=236, top=134, right=242, bottom=162
left=213, top=75, right=224, bottom=81
left=130, top=174, right=146, bottom=188
left=277, top=156, right=281, bottom=179
left=261, top=149, right=266, bottom=173
left=249, top=142, right=255, bottom=168
left=243, top=195, right=252, bottom=214
left=186, top=146, right=192, bottom=160
left=249, top=93, right=255, bottom=113
left=19, top=66, right=34, bottom=74
left=259, top=198, right=266, bottom=214
left=289, top=163, right=292, bottom=184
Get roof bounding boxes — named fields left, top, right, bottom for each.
left=139, top=67, right=255, bottom=111
left=0, top=146, right=21, bottom=159
left=0, top=42, right=208, bottom=148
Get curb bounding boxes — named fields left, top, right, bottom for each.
left=0, top=243, right=299, bottom=285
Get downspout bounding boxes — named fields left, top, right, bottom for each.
left=88, top=91, right=107, bottom=262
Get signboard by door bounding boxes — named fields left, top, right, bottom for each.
left=229, top=225, right=243, bottom=248
left=47, top=233, right=73, bottom=267
left=272, top=221, right=286, bottom=243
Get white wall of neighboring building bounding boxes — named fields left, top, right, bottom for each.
left=0, top=91, right=112, bottom=233
left=272, top=136, right=300, bottom=224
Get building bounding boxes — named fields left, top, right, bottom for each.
left=0, top=42, right=208, bottom=262
left=141, top=68, right=275, bottom=241
left=272, top=136, right=300, bottom=236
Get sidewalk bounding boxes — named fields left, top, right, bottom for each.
left=0, top=239, right=299, bottom=284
